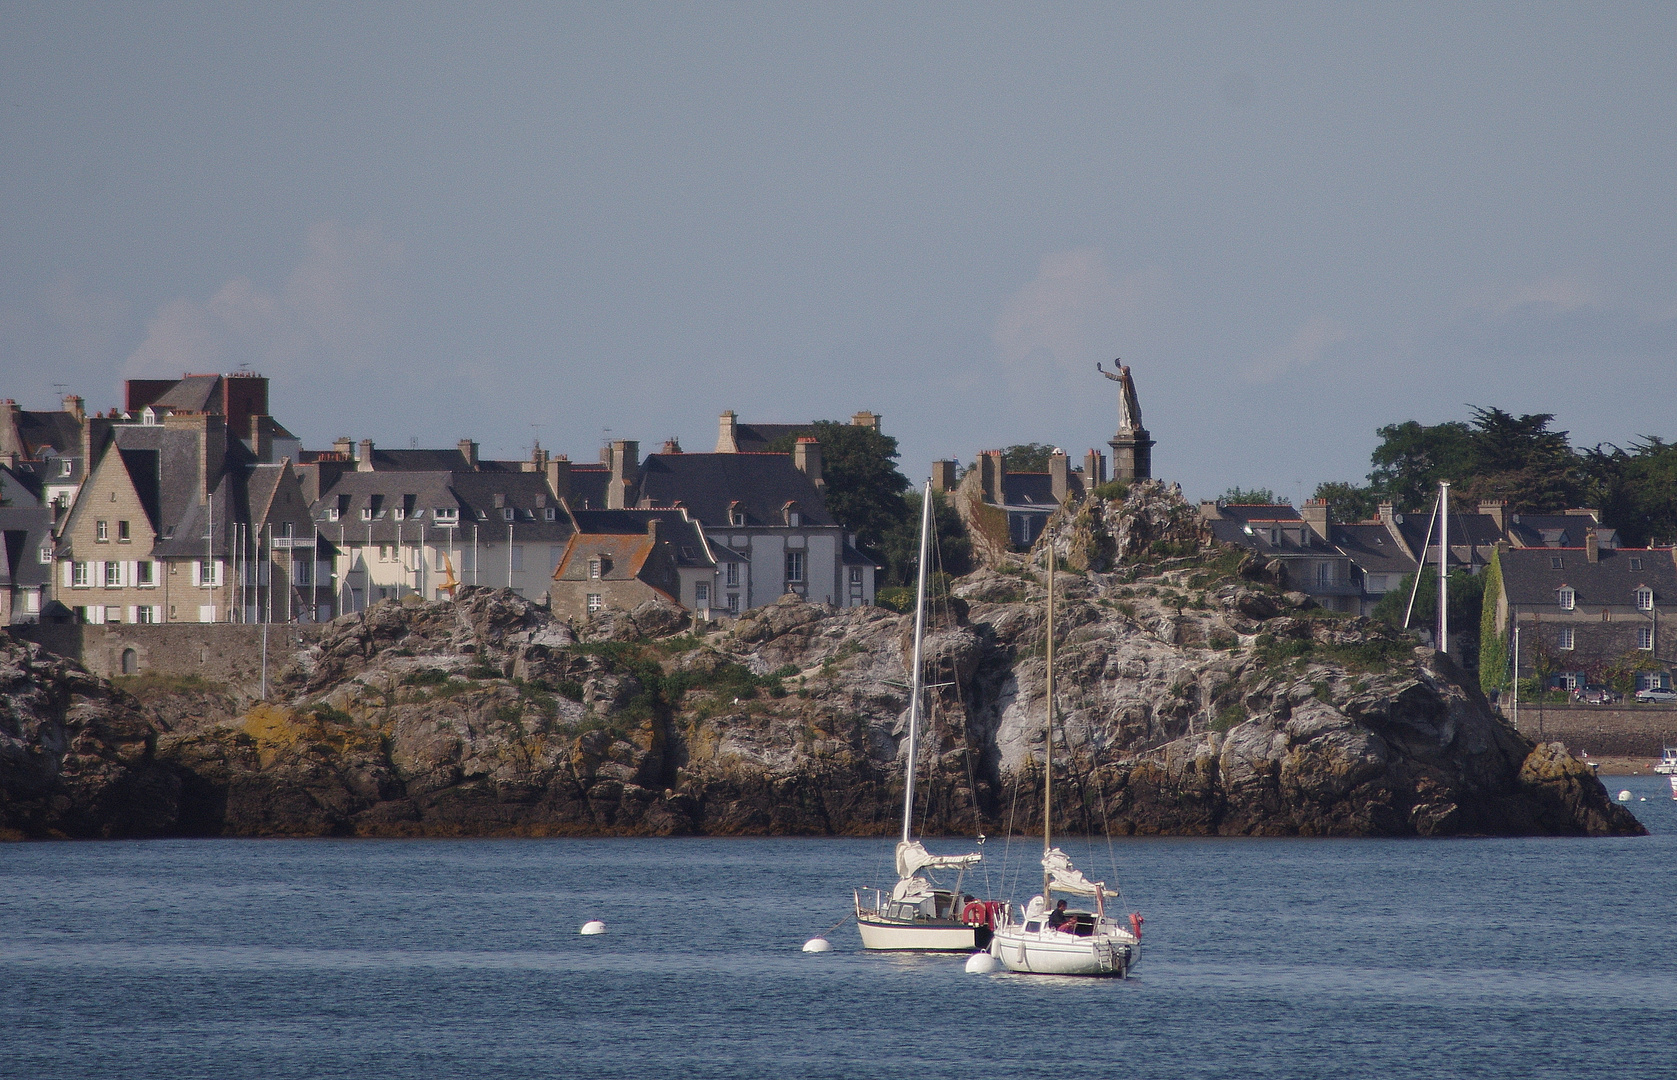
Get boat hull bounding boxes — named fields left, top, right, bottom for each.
left=857, top=917, right=987, bottom=952
left=989, top=929, right=1138, bottom=977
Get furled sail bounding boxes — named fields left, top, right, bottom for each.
left=1042, top=847, right=1105, bottom=897
left=895, top=840, right=982, bottom=880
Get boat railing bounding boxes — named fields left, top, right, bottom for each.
left=854, top=887, right=885, bottom=916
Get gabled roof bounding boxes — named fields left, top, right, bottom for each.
left=0, top=505, right=54, bottom=589
left=313, top=468, right=572, bottom=543
left=1208, top=517, right=1337, bottom=556
left=1215, top=503, right=1303, bottom=524
left=10, top=410, right=81, bottom=458
left=1498, top=547, right=1677, bottom=608
left=1507, top=513, right=1617, bottom=549
left=150, top=375, right=222, bottom=413
left=636, top=452, right=833, bottom=528
left=730, top=423, right=814, bottom=453
left=361, top=447, right=475, bottom=472
left=1331, top=523, right=1420, bottom=575
left=569, top=508, right=714, bottom=567
left=1001, top=472, right=1056, bottom=509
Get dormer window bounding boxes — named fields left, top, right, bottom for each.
left=142, top=407, right=158, bottom=425
left=1557, top=587, right=1575, bottom=611
left=59, top=459, right=73, bottom=477
left=1636, top=587, right=1653, bottom=611
left=544, top=507, right=556, bottom=521
left=789, top=511, right=801, bottom=527
left=588, top=558, right=601, bottom=579
left=393, top=507, right=405, bottom=521
left=434, top=507, right=458, bottom=523
left=728, top=502, right=745, bottom=527
left=1630, top=557, right=1643, bottom=571
left=1551, top=556, right=1564, bottom=569
left=502, top=508, right=515, bottom=521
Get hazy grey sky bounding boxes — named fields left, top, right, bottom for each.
left=3, top=2, right=1674, bottom=503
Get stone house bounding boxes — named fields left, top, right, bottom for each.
left=550, top=508, right=718, bottom=620
left=1489, top=539, right=1677, bottom=693
left=1200, top=502, right=1362, bottom=612
left=0, top=395, right=94, bottom=513
left=123, top=373, right=301, bottom=465
left=0, top=502, right=54, bottom=624
left=55, top=411, right=323, bottom=624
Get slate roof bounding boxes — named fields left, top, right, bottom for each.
left=569, top=508, right=714, bottom=568
left=1498, top=547, right=1677, bottom=609
left=1207, top=518, right=1338, bottom=556
left=1214, top=503, right=1303, bottom=524
left=562, top=464, right=611, bottom=511
left=11, top=410, right=81, bottom=457
left=635, top=452, right=833, bottom=528
left=1506, top=513, right=1616, bottom=549
left=149, top=375, right=222, bottom=414
left=313, top=469, right=572, bottom=544
left=1330, top=523, right=1419, bottom=575
left=730, top=423, right=814, bottom=453
left=1001, top=473, right=1056, bottom=509
left=0, top=505, right=54, bottom=591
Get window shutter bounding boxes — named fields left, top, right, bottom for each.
left=63, top=562, right=73, bottom=587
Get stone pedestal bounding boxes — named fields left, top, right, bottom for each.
left=1108, top=428, right=1154, bottom=482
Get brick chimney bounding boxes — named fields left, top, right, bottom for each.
left=979, top=450, right=1005, bottom=505
left=358, top=439, right=375, bottom=472
left=715, top=410, right=739, bottom=453
left=523, top=443, right=545, bottom=473
left=333, top=436, right=353, bottom=456
left=930, top=459, right=957, bottom=493
left=459, top=439, right=479, bottom=470
left=793, top=437, right=824, bottom=490
left=0, top=399, right=20, bottom=458
left=1586, top=529, right=1600, bottom=563
left=1301, top=498, right=1332, bottom=542
left=546, top=455, right=571, bottom=503
left=1049, top=449, right=1070, bottom=503
left=248, top=414, right=273, bottom=463
left=850, top=410, right=880, bottom=431
left=608, top=440, right=639, bottom=509
left=1083, top=449, right=1106, bottom=489
left=1478, top=500, right=1507, bottom=535
left=63, top=395, right=85, bottom=422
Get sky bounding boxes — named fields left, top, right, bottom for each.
left=3, top=2, right=1674, bottom=505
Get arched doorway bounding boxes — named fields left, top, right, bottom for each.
left=121, top=648, right=138, bottom=675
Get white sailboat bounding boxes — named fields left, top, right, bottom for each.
left=855, top=479, right=998, bottom=952
left=988, top=531, right=1142, bottom=977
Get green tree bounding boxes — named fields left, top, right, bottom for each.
left=1584, top=436, right=1677, bottom=546
left=1220, top=486, right=1282, bottom=505
left=1366, top=419, right=1474, bottom=510
left=1312, top=481, right=1378, bottom=523
left=765, top=421, right=910, bottom=555
left=878, top=490, right=971, bottom=587
left=1001, top=443, right=1057, bottom=473
left=1371, top=568, right=1484, bottom=674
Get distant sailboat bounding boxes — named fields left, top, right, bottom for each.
left=854, top=480, right=1000, bottom=952
left=987, top=531, right=1142, bottom=977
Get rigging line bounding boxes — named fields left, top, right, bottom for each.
left=1402, top=491, right=1443, bottom=630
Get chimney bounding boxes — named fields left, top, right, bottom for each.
left=358, top=439, right=375, bottom=472
left=715, top=410, right=739, bottom=453
left=546, top=455, right=571, bottom=503
left=1084, top=449, right=1106, bottom=489
left=930, top=459, right=957, bottom=493
left=248, top=414, right=273, bottom=463
left=608, top=439, right=639, bottom=509
left=980, top=450, right=1005, bottom=505
left=459, top=439, right=480, bottom=470
left=1586, top=529, right=1600, bottom=563
left=1478, top=500, right=1507, bottom=535
left=333, top=436, right=353, bottom=456
left=523, top=443, right=545, bottom=473
left=63, top=395, right=85, bottom=422
left=1049, top=449, right=1070, bottom=503
left=1198, top=500, right=1223, bottom=523
left=662, top=437, right=682, bottom=454
left=163, top=410, right=226, bottom=495
left=850, top=410, right=880, bottom=431
left=1301, top=498, right=1332, bottom=542
left=0, top=399, right=19, bottom=458
left=793, top=437, right=824, bottom=490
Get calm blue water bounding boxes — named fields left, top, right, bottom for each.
left=4, top=780, right=1675, bottom=1080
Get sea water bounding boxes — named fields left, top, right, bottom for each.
left=3, top=779, right=1675, bottom=1080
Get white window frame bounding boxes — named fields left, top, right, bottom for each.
left=785, top=550, right=804, bottom=584
left=1635, top=588, right=1653, bottom=611
left=1639, top=626, right=1654, bottom=651
left=726, top=562, right=740, bottom=587
left=71, top=561, right=89, bottom=587
left=1557, top=587, right=1574, bottom=611
left=695, top=583, right=710, bottom=606
left=96, top=520, right=109, bottom=542
left=589, top=558, right=602, bottom=579
left=586, top=593, right=603, bottom=613
left=1558, top=626, right=1574, bottom=651
left=104, top=561, right=122, bottom=588
left=136, top=560, right=155, bottom=587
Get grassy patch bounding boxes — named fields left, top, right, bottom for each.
left=110, top=672, right=228, bottom=696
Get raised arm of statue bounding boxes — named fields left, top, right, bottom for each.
left=1096, top=360, right=1123, bottom=383
left=1098, top=360, right=1142, bottom=431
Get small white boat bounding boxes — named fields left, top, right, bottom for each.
left=854, top=479, right=998, bottom=952
left=1655, top=748, right=1677, bottom=799
left=987, top=528, right=1141, bottom=978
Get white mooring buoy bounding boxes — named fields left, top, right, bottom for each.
left=1617, top=790, right=1632, bottom=802
left=965, top=950, right=1001, bottom=974
left=580, top=920, right=606, bottom=935
left=802, top=937, right=832, bottom=953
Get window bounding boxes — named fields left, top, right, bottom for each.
left=785, top=551, right=804, bottom=584
left=544, top=508, right=557, bottom=521
left=1558, top=587, right=1574, bottom=610
left=727, top=593, right=739, bottom=614
left=1550, top=556, right=1564, bottom=569
left=362, top=506, right=374, bottom=521
left=695, top=583, right=709, bottom=606
left=729, top=506, right=745, bottom=527
left=104, top=561, right=121, bottom=587
left=135, top=607, right=155, bottom=625
left=328, top=507, right=340, bottom=522
left=726, top=562, right=740, bottom=587
left=294, top=559, right=312, bottom=586
left=104, top=606, right=121, bottom=624
left=849, top=567, right=862, bottom=586
left=1559, top=672, right=1578, bottom=691
left=117, top=520, right=131, bottom=542
left=72, top=561, right=89, bottom=587
left=588, top=558, right=602, bottom=579
left=194, top=560, right=221, bottom=587
left=1630, top=558, right=1643, bottom=571
left=393, top=506, right=405, bottom=521
left=1636, top=588, right=1653, bottom=611
left=587, top=593, right=603, bottom=613
left=434, top=507, right=458, bottom=523
left=1639, top=626, right=1654, bottom=651
left=510, top=546, right=523, bottom=571
left=59, top=458, right=73, bottom=477
left=1558, top=627, right=1574, bottom=650
left=39, top=545, right=52, bottom=565
left=136, top=561, right=154, bottom=587
left=789, top=511, right=801, bottom=527
left=281, top=522, right=294, bottom=540
left=379, top=544, right=393, bottom=562
left=96, top=520, right=108, bottom=542
left=502, top=508, right=515, bottom=521
left=1317, top=563, right=1333, bottom=586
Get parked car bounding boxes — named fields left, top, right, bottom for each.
left=1579, top=686, right=1620, bottom=705
left=1633, top=687, right=1677, bottom=704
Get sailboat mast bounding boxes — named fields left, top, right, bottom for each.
left=901, top=478, right=935, bottom=845
left=1043, top=531, right=1055, bottom=901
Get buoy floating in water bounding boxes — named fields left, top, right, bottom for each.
left=580, top=920, right=606, bottom=935
left=965, top=950, right=1001, bottom=974
left=802, top=937, right=832, bottom=953
left=1617, top=790, right=1632, bottom=802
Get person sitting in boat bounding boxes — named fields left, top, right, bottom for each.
left=1047, top=900, right=1073, bottom=931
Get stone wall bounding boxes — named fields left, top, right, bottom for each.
left=13, top=622, right=325, bottom=697
left=1505, top=703, right=1677, bottom=756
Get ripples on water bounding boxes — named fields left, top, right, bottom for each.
left=4, top=779, right=1675, bottom=1080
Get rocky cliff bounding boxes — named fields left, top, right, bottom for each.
left=0, top=488, right=1643, bottom=840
